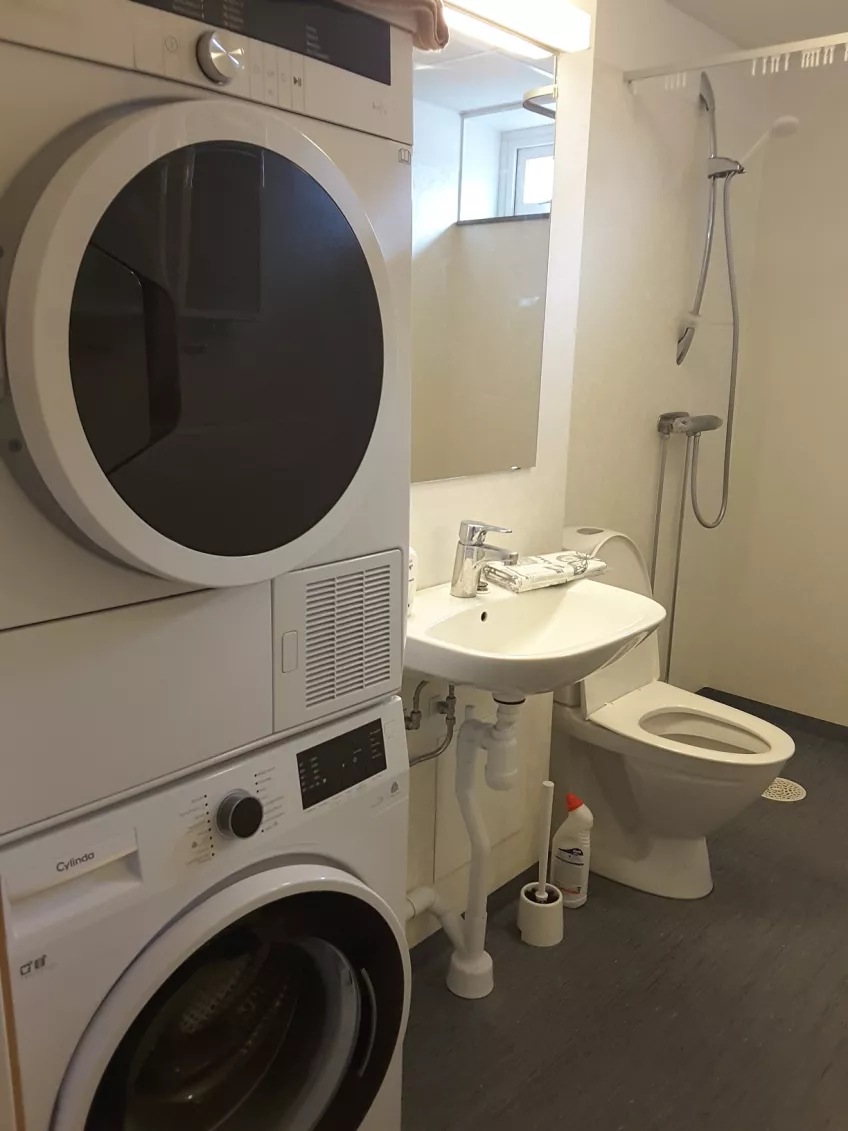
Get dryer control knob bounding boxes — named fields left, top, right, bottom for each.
left=217, top=790, right=264, bottom=839
left=196, top=30, right=246, bottom=85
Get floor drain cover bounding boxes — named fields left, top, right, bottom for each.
left=762, top=777, right=806, bottom=802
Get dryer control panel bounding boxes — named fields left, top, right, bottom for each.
left=131, top=0, right=392, bottom=84
left=0, top=0, right=413, bottom=145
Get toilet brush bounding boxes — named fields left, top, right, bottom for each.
left=517, top=780, right=564, bottom=947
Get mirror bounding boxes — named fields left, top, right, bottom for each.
left=411, top=33, right=557, bottom=483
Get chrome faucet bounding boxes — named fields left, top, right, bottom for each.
left=450, top=520, right=519, bottom=598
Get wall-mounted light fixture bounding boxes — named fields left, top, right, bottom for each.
left=443, top=6, right=553, bottom=60
left=446, top=0, right=592, bottom=55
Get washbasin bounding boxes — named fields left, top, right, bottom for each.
left=406, top=579, right=666, bottom=698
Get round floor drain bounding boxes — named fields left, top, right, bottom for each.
left=762, top=777, right=806, bottom=802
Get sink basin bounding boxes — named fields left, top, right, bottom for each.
left=406, top=580, right=666, bottom=698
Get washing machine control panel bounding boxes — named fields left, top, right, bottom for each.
left=297, top=719, right=388, bottom=810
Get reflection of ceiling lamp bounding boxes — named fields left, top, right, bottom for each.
left=443, top=6, right=553, bottom=60
left=447, top=0, right=592, bottom=54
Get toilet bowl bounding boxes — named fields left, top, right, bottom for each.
left=550, top=528, right=794, bottom=900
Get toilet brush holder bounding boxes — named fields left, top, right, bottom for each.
left=517, top=780, right=564, bottom=947
left=517, top=882, right=564, bottom=947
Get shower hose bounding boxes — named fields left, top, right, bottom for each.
left=689, top=169, right=741, bottom=529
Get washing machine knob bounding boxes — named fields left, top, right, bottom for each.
left=217, top=790, right=264, bottom=839
left=196, top=30, right=246, bottom=85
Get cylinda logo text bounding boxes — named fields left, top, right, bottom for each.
left=56, top=852, right=95, bottom=873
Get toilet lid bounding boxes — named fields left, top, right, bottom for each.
left=590, top=681, right=795, bottom=767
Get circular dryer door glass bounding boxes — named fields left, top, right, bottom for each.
left=69, top=141, right=383, bottom=559
left=4, top=101, right=396, bottom=587
left=84, top=891, right=405, bottom=1131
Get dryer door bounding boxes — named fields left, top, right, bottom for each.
left=53, top=865, right=410, bottom=1131
left=4, top=99, right=394, bottom=587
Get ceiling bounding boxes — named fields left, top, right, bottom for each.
left=669, top=0, right=848, bottom=48
left=413, top=32, right=554, bottom=113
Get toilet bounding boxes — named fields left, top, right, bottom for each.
left=551, top=527, right=795, bottom=899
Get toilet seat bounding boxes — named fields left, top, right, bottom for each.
left=589, top=681, right=793, bottom=768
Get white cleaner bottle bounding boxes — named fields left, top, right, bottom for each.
left=551, top=794, right=593, bottom=907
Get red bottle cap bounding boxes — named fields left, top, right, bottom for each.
left=566, top=793, right=584, bottom=812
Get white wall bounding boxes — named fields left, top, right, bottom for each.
left=459, top=116, right=501, bottom=221
left=564, top=0, right=771, bottom=669
left=563, top=0, right=848, bottom=725
left=674, top=65, right=848, bottom=724
left=407, top=12, right=597, bottom=942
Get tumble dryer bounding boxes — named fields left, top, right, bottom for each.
left=0, top=1, right=412, bottom=836
left=0, top=697, right=411, bottom=1131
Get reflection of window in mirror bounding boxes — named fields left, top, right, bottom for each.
left=500, top=125, right=555, bottom=216
left=411, top=31, right=557, bottom=484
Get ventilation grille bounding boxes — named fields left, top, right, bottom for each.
left=305, top=564, right=393, bottom=708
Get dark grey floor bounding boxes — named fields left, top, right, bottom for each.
left=402, top=694, right=848, bottom=1131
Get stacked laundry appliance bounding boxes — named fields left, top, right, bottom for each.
left=0, top=2, right=413, bottom=1127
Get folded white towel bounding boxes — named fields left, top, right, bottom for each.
left=486, top=552, right=607, bottom=594
left=339, top=0, right=449, bottom=50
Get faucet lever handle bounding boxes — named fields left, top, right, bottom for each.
left=458, top=520, right=513, bottom=546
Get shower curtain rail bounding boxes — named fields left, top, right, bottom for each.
left=624, top=29, right=848, bottom=86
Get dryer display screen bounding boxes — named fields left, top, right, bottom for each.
left=132, top=0, right=392, bottom=84
left=298, top=720, right=387, bottom=808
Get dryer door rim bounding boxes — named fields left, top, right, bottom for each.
left=51, top=861, right=411, bottom=1131
left=5, top=98, right=397, bottom=588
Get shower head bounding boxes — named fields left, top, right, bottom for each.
left=740, top=116, right=800, bottom=165
left=699, top=71, right=716, bottom=113
left=772, top=115, right=801, bottom=138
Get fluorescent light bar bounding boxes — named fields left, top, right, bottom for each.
left=449, top=0, right=592, bottom=54
left=443, top=6, right=553, bottom=61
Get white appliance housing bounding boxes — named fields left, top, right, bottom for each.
left=0, top=1, right=412, bottom=835
left=0, top=698, right=410, bottom=1131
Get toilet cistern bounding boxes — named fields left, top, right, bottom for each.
left=450, top=520, right=519, bottom=598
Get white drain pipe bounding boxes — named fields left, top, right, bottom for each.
left=404, top=886, right=465, bottom=952
left=404, top=697, right=523, bottom=999
left=448, top=699, right=523, bottom=1000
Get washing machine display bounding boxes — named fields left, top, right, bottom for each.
left=297, top=718, right=388, bottom=808
left=4, top=98, right=398, bottom=588
left=82, top=889, right=405, bottom=1131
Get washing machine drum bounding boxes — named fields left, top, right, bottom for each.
left=3, top=100, right=394, bottom=588
left=76, top=888, right=407, bottom=1131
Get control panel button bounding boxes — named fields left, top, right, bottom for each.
left=217, top=790, right=264, bottom=839
left=197, top=29, right=246, bottom=85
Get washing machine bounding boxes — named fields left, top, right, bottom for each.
left=0, top=1, right=413, bottom=838
left=0, top=697, right=411, bottom=1131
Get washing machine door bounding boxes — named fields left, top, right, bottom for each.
left=53, top=864, right=410, bottom=1131
left=3, top=99, right=393, bottom=587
